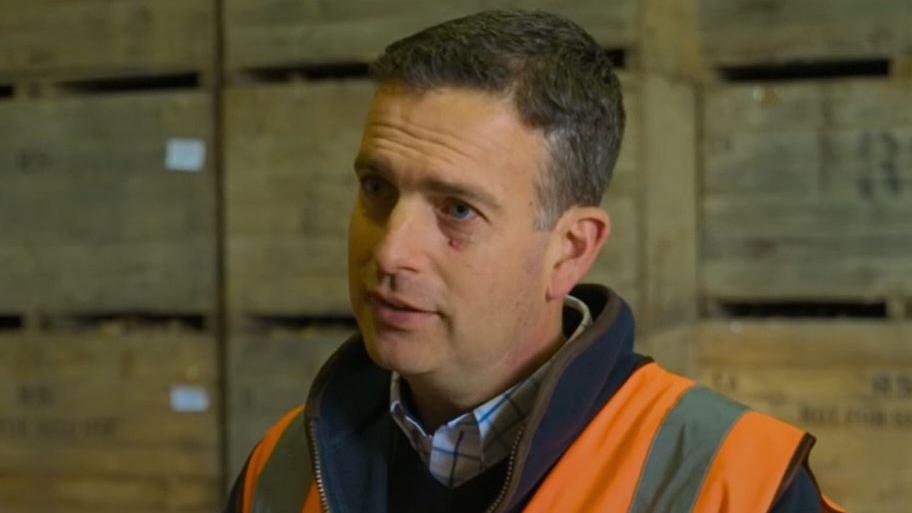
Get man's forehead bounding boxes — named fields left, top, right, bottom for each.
left=368, top=83, right=515, bottom=120
left=361, top=86, right=543, bottom=160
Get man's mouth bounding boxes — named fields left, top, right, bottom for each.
left=367, top=292, right=436, bottom=329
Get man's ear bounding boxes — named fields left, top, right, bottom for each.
left=545, top=207, right=611, bottom=301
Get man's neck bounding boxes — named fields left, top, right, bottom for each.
left=403, top=308, right=565, bottom=431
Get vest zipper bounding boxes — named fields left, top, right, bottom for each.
left=484, top=425, right=525, bottom=513
left=307, top=418, right=332, bottom=513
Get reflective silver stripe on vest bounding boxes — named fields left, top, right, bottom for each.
left=252, top=409, right=313, bottom=513
left=627, top=385, right=748, bottom=513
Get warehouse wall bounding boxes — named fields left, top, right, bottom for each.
left=0, top=1, right=909, bottom=512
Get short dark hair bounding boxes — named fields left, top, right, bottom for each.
left=370, top=10, right=625, bottom=228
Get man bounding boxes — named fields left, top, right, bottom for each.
left=225, top=10, right=845, bottom=513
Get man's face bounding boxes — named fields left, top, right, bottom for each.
left=348, top=85, right=558, bottom=385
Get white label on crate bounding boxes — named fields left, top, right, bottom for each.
left=170, top=385, right=210, bottom=412
left=165, top=138, right=206, bottom=172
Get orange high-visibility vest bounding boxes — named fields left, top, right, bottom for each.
left=239, top=363, right=846, bottom=513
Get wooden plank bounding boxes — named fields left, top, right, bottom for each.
left=827, top=78, right=912, bottom=127
left=682, top=321, right=912, bottom=513
left=639, top=74, right=698, bottom=331
left=224, top=0, right=638, bottom=72
left=703, top=80, right=912, bottom=198
left=227, top=325, right=351, bottom=480
left=0, top=0, right=214, bottom=83
left=704, top=199, right=912, bottom=239
left=704, top=81, right=826, bottom=132
left=0, top=475, right=215, bottom=513
left=0, top=91, right=216, bottom=314
left=701, top=0, right=912, bottom=65
left=638, top=0, right=706, bottom=80
left=703, top=200, right=912, bottom=300
left=702, top=79, right=912, bottom=301
left=0, top=329, right=219, bottom=513
left=704, top=131, right=823, bottom=197
left=612, top=74, right=642, bottom=197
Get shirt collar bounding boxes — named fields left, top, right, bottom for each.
left=388, top=294, right=592, bottom=487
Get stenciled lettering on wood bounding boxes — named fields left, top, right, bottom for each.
left=3, top=381, right=122, bottom=441
left=0, top=416, right=120, bottom=440
left=17, top=383, right=55, bottom=407
left=708, top=370, right=739, bottom=393
left=15, top=149, right=53, bottom=174
left=870, top=372, right=912, bottom=399
left=800, top=404, right=912, bottom=430
left=857, top=130, right=908, bottom=200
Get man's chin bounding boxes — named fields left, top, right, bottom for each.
left=362, top=332, right=434, bottom=375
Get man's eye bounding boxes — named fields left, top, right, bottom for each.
left=360, top=176, right=388, bottom=197
left=443, top=200, right=477, bottom=221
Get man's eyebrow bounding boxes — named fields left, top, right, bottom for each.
left=353, top=154, right=388, bottom=176
left=421, top=178, right=503, bottom=214
left=353, top=154, right=503, bottom=213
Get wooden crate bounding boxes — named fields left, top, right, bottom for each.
left=0, top=0, right=214, bottom=83
left=702, top=77, right=912, bottom=304
left=227, top=325, right=352, bottom=480
left=223, top=73, right=689, bottom=320
left=701, top=0, right=912, bottom=66
left=0, top=328, right=220, bottom=513
left=0, top=90, right=216, bottom=315
left=224, top=0, right=639, bottom=73
left=645, top=321, right=912, bottom=513
left=224, top=80, right=372, bottom=317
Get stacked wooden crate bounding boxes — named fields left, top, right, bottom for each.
left=0, top=328, right=220, bottom=513
left=700, top=0, right=912, bottom=310
left=702, top=75, right=912, bottom=310
left=644, top=3, right=912, bottom=511
left=0, top=2, right=220, bottom=512
left=222, top=0, right=699, bottom=479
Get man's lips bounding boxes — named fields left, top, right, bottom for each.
left=367, top=292, right=436, bottom=329
left=369, top=292, right=429, bottom=312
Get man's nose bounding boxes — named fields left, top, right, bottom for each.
left=373, top=199, right=426, bottom=277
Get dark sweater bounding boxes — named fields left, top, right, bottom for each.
left=387, top=426, right=507, bottom=513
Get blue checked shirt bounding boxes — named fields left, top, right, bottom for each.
left=389, top=295, right=593, bottom=488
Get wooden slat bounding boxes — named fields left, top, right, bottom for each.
left=640, top=74, right=697, bottom=331
left=701, top=0, right=912, bottom=65
left=0, top=329, right=219, bottom=513
left=0, top=0, right=214, bottom=82
left=679, top=321, right=912, bottom=513
left=227, top=326, right=351, bottom=480
left=224, top=0, right=638, bottom=72
left=639, top=0, right=705, bottom=80
left=612, top=74, right=641, bottom=196
left=702, top=79, right=912, bottom=301
left=0, top=474, right=215, bottom=513
left=703, top=201, right=912, bottom=300
left=827, top=79, right=912, bottom=127
left=0, top=91, right=215, bottom=315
